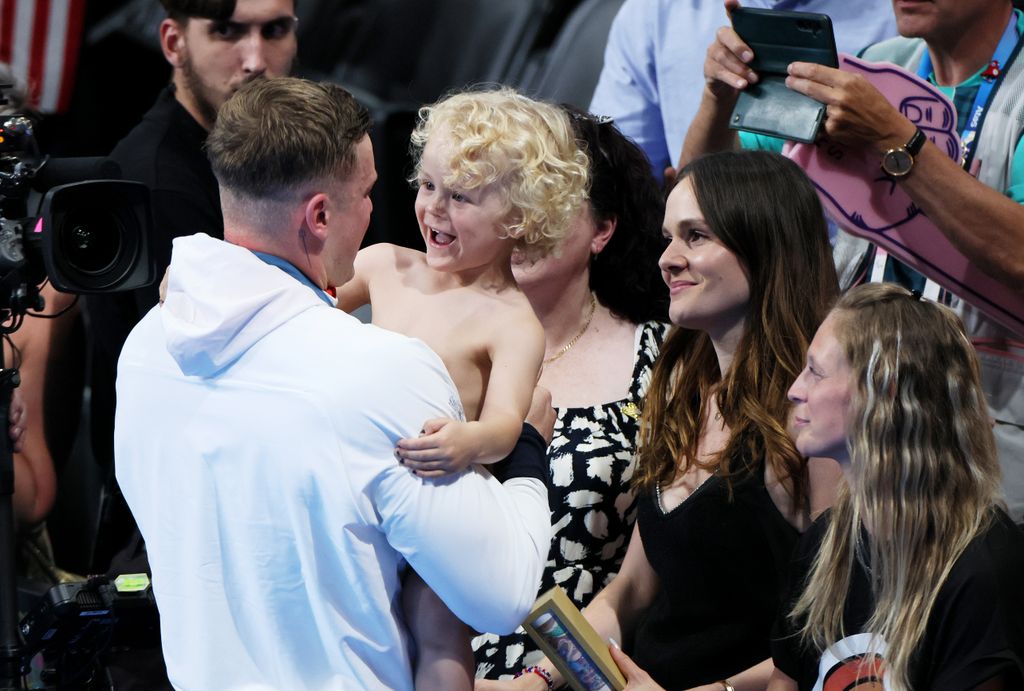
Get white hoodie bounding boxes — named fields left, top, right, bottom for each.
left=115, top=234, right=550, bottom=691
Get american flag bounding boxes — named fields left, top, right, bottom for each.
left=0, top=0, right=86, bottom=113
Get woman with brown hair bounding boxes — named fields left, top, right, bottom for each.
left=487, top=149, right=842, bottom=691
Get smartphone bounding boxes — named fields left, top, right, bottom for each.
left=728, top=8, right=838, bottom=143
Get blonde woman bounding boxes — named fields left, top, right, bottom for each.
left=777, top=283, right=1024, bottom=690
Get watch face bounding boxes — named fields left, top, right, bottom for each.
left=882, top=148, right=913, bottom=177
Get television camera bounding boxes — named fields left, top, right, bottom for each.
left=1, top=84, right=156, bottom=689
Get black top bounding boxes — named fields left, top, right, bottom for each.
left=773, top=509, right=1024, bottom=690
left=631, top=456, right=799, bottom=689
left=110, top=84, right=223, bottom=271
left=86, top=85, right=222, bottom=571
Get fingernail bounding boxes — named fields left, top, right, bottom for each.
left=609, top=638, right=621, bottom=649
left=736, top=78, right=747, bottom=89
left=741, top=50, right=753, bottom=62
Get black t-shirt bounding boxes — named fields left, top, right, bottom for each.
left=632, top=457, right=799, bottom=689
left=773, top=509, right=1024, bottom=690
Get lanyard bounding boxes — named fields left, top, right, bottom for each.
left=917, top=11, right=1020, bottom=170
left=870, top=247, right=942, bottom=302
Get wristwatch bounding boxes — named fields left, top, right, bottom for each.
left=881, top=127, right=927, bottom=178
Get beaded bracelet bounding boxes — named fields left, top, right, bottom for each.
left=514, top=665, right=554, bottom=691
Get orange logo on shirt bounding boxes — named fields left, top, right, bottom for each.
left=822, top=652, right=886, bottom=691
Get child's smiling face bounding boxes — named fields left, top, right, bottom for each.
left=414, top=133, right=518, bottom=275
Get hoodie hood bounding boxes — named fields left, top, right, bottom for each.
left=162, top=233, right=330, bottom=377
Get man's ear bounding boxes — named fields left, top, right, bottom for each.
left=302, top=193, right=330, bottom=244
left=160, top=18, right=187, bottom=68
left=591, top=216, right=617, bottom=255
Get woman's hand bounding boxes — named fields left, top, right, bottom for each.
left=609, top=645, right=667, bottom=691
left=475, top=673, right=549, bottom=690
left=525, top=386, right=556, bottom=444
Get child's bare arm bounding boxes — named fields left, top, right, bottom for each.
left=335, top=243, right=397, bottom=312
left=396, top=313, right=544, bottom=477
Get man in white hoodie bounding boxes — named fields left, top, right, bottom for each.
left=113, top=77, right=553, bottom=691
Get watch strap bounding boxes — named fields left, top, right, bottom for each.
left=905, top=127, right=926, bottom=156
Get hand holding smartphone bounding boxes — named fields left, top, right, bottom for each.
left=728, top=7, right=838, bottom=143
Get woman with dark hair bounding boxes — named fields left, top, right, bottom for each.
left=472, top=107, right=669, bottom=680
left=773, top=283, right=1024, bottom=691
left=486, top=149, right=842, bottom=691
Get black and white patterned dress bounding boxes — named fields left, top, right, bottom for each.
left=473, top=320, right=668, bottom=679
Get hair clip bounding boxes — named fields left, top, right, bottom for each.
left=910, top=288, right=923, bottom=300
left=567, top=110, right=615, bottom=126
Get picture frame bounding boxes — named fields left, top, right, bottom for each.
left=522, top=586, right=626, bottom=691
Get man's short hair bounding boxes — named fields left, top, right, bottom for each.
left=159, top=0, right=236, bottom=22
left=206, top=77, right=372, bottom=200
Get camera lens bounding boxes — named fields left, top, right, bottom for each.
left=39, top=179, right=155, bottom=294
left=58, top=209, right=124, bottom=275
left=52, top=205, right=140, bottom=290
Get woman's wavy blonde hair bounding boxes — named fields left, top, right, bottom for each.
left=409, top=87, right=589, bottom=260
left=791, top=283, right=1002, bottom=691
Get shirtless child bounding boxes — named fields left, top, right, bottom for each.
left=336, top=88, right=588, bottom=689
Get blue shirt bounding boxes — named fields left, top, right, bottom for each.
left=589, top=0, right=899, bottom=183
left=252, top=250, right=335, bottom=307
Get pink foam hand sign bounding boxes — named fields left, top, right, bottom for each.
left=785, top=53, right=1024, bottom=336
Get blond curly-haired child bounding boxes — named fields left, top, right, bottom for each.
left=336, top=87, right=589, bottom=689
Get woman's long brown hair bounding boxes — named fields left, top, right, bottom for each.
left=634, top=151, right=838, bottom=510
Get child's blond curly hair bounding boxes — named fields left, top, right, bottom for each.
left=410, top=87, right=589, bottom=259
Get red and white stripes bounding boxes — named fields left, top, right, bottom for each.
left=0, top=0, right=86, bottom=113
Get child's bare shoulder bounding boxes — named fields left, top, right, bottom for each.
left=479, top=289, right=544, bottom=344
left=357, top=243, right=427, bottom=275
left=360, top=243, right=423, bottom=270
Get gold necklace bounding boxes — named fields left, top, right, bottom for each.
left=543, top=293, right=597, bottom=365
